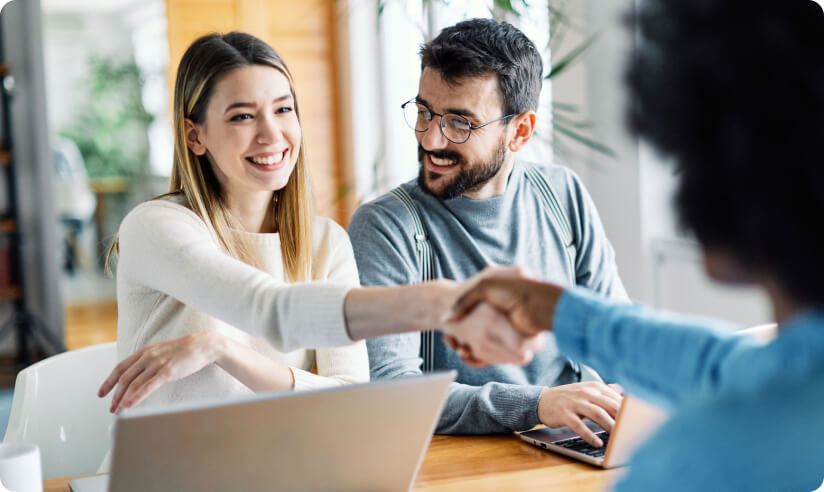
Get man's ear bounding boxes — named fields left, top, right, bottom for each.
left=185, top=118, right=207, bottom=156
left=507, top=111, right=536, bottom=152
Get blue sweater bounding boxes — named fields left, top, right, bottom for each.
left=555, top=288, right=824, bottom=491
left=348, top=161, right=628, bottom=433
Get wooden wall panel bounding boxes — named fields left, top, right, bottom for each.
left=165, top=0, right=348, bottom=223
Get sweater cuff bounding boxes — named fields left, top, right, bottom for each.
left=290, top=367, right=337, bottom=391
left=494, top=384, right=545, bottom=431
left=553, top=287, right=609, bottom=362
left=284, top=283, right=354, bottom=349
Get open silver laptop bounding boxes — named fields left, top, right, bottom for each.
left=517, top=395, right=668, bottom=468
left=70, top=372, right=455, bottom=492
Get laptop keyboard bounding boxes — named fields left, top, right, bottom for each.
left=554, top=431, right=610, bottom=458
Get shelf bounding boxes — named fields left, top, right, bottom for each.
left=0, top=219, right=14, bottom=234
left=0, top=150, right=9, bottom=166
left=0, top=286, right=20, bottom=301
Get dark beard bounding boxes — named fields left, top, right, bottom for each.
left=417, top=138, right=507, bottom=200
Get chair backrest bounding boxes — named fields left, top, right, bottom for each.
left=3, top=342, right=117, bottom=479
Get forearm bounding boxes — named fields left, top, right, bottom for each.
left=293, top=342, right=370, bottom=390
left=553, top=288, right=749, bottom=405
left=436, top=382, right=543, bottom=434
left=213, top=335, right=295, bottom=392
left=119, top=204, right=353, bottom=352
left=344, top=282, right=455, bottom=341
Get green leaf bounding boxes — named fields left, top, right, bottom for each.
left=492, top=0, right=520, bottom=16
left=551, top=110, right=595, bottom=129
left=546, top=33, right=597, bottom=79
left=554, top=122, right=616, bottom=158
left=551, top=101, right=581, bottom=113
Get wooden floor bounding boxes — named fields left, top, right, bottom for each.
left=64, top=300, right=117, bottom=350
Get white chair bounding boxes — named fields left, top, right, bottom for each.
left=3, top=342, right=117, bottom=479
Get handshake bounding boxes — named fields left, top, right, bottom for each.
left=439, top=266, right=564, bottom=368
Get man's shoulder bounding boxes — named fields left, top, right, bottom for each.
left=517, top=160, right=581, bottom=193
left=349, top=179, right=426, bottom=231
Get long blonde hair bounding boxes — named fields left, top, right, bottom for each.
left=111, top=32, right=314, bottom=281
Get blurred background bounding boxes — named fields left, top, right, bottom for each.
left=0, top=0, right=783, bottom=432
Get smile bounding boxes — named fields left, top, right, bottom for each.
left=246, top=150, right=287, bottom=167
left=429, top=155, right=458, bottom=167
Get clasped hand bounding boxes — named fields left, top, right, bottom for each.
left=442, top=266, right=561, bottom=367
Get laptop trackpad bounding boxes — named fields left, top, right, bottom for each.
left=523, top=420, right=604, bottom=443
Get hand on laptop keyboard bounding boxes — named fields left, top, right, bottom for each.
left=538, top=382, right=622, bottom=448
left=556, top=431, right=611, bottom=457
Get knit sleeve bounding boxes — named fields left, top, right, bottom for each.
left=550, top=165, right=630, bottom=303
left=117, top=201, right=354, bottom=352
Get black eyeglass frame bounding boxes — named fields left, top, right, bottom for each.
left=401, top=98, right=516, bottom=144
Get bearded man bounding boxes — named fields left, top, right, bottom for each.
left=348, top=18, right=628, bottom=443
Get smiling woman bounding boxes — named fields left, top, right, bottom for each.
left=102, top=30, right=368, bottom=419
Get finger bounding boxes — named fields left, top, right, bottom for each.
left=99, top=351, right=142, bottom=397
left=474, top=334, right=523, bottom=366
left=472, top=266, right=525, bottom=283
left=523, top=333, right=546, bottom=355
left=585, top=389, right=622, bottom=419
left=475, top=303, right=525, bottom=353
left=608, top=383, right=624, bottom=396
left=447, top=286, right=488, bottom=323
left=576, top=402, right=616, bottom=434
left=110, top=367, right=145, bottom=413
left=443, top=335, right=460, bottom=350
left=565, top=415, right=603, bottom=448
left=115, top=366, right=158, bottom=412
left=111, top=355, right=152, bottom=412
left=459, top=350, right=487, bottom=369
left=120, top=371, right=168, bottom=410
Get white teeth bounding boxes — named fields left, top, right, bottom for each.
left=430, top=155, right=456, bottom=167
left=250, top=151, right=285, bottom=165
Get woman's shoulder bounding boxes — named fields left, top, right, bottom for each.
left=311, top=216, right=349, bottom=244
left=310, top=216, right=354, bottom=265
left=120, top=194, right=209, bottom=240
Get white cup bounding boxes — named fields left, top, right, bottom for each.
left=0, top=443, right=42, bottom=492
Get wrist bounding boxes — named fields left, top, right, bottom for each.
left=537, top=386, right=554, bottom=423
left=414, top=281, right=457, bottom=332
left=209, top=332, right=232, bottom=369
left=530, top=283, right=564, bottom=336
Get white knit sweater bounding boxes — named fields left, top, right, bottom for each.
left=115, top=196, right=369, bottom=408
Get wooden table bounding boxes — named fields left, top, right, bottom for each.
left=44, top=435, right=624, bottom=491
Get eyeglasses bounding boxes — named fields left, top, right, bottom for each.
left=401, top=98, right=515, bottom=144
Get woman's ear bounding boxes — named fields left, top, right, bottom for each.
left=185, top=118, right=207, bottom=156
left=507, top=111, right=536, bottom=152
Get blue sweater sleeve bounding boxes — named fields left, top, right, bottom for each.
left=553, top=288, right=753, bottom=407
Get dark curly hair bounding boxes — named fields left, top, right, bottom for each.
left=420, top=18, right=543, bottom=116
left=627, top=0, right=824, bottom=305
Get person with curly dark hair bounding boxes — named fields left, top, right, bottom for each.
left=449, top=0, right=824, bottom=489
